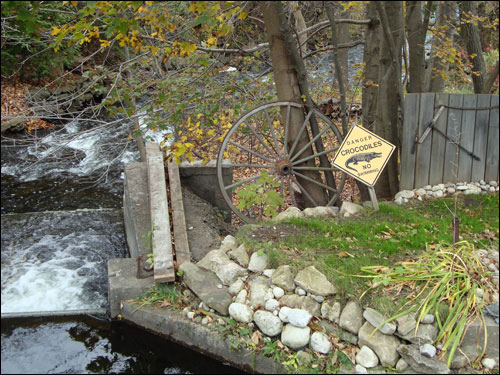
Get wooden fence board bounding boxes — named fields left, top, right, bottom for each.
left=429, top=94, right=449, bottom=185
left=457, top=95, right=477, bottom=182
left=485, top=95, right=499, bottom=182
left=442, top=94, right=464, bottom=183
left=471, top=95, right=491, bottom=182
left=414, top=93, right=435, bottom=188
left=400, top=94, right=420, bottom=190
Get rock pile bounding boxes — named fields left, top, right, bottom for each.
left=395, top=181, right=499, bottom=205
left=179, top=234, right=499, bottom=373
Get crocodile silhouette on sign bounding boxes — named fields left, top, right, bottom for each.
left=345, top=152, right=382, bottom=172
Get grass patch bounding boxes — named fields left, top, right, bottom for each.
left=237, top=194, right=499, bottom=316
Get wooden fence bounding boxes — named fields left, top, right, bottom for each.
left=400, top=93, right=499, bottom=190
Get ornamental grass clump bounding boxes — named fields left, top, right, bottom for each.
left=359, top=240, right=495, bottom=367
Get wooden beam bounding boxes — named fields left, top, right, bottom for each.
left=167, top=161, right=191, bottom=268
left=146, top=143, right=175, bottom=283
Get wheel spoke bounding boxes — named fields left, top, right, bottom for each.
left=264, top=109, right=283, bottom=158
left=289, top=123, right=331, bottom=163
left=227, top=163, right=275, bottom=169
left=290, top=174, right=319, bottom=207
left=288, top=110, right=313, bottom=158
left=228, top=140, right=274, bottom=163
left=293, top=171, right=338, bottom=194
left=291, top=145, right=340, bottom=166
left=241, top=119, right=277, bottom=158
left=287, top=175, right=298, bottom=207
left=284, top=104, right=291, bottom=156
left=224, top=174, right=263, bottom=190
left=293, top=166, right=340, bottom=172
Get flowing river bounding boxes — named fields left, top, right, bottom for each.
left=0, top=115, right=235, bottom=373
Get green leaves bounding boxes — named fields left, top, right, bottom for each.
left=236, top=171, right=284, bottom=218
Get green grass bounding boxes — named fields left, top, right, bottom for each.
left=237, top=194, right=499, bottom=316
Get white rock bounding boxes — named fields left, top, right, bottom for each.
left=394, top=196, right=404, bottom=205
left=395, top=190, right=415, bottom=200
left=279, top=306, right=292, bottom=323
left=273, top=287, right=285, bottom=299
left=424, top=185, right=432, bottom=190
left=340, top=201, right=364, bottom=215
left=447, top=187, right=456, bottom=194
left=396, top=358, right=409, bottom=371
left=354, top=364, right=368, bottom=374
left=296, top=287, right=306, bottom=296
left=254, top=310, right=283, bottom=337
left=202, top=317, right=209, bottom=325
left=248, top=252, right=268, bottom=273
left=287, top=308, right=312, bottom=328
left=489, top=181, right=498, bottom=187
left=421, top=314, right=435, bottom=324
left=275, top=207, right=304, bottom=221
left=489, top=186, right=496, bottom=193
left=456, top=185, right=468, bottom=191
left=415, top=188, right=426, bottom=196
left=187, top=311, right=195, bottom=320
left=263, top=269, right=275, bottom=278
left=482, top=357, right=497, bottom=370
left=310, top=331, right=331, bottom=354
left=229, top=303, right=254, bottom=323
left=220, top=235, right=239, bottom=252
left=433, top=190, right=444, bottom=198
left=281, top=324, right=310, bottom=349
left=363, top=307, right=396, bottom=335
left=235, top=289, right=248, bottom=304
left=265, top=298, right=280, bottom=312
left=420, top=343, right=436, bottom=358
left=321, top=300, right=342, bottom=323
left=311, top=294, right=325, bottom=303
left=228, top=279, right=244, bottom=295
left=356, top=346, right=379, bottom=368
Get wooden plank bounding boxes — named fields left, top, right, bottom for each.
left=400, top=93, right=420, bottom=190
left=457, top=95, right=477, bottom=182
left=429, top=94, right=449, bottom=185
left=442, top=95, right=464, bottom=184
left=146, top=143, right=175, bottom=283
left=167, top=161, right=191, bottom=268
left=485, top=95, right=499, bottom=182
left=414, top=93, right=435, bottom=188
left=471, top=95, right=491, bottom=182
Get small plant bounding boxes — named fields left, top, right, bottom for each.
left=358, top=241, right=494, bottom=367
left=282, top=353, right=300, bottom=371
left=145, top=252, right=156, bottom=268
left=236, top=171, right=284, bottom=218
left=262, top=337, right=281, bottom=361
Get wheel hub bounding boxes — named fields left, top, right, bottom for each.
left=276, top=159, right=293, bottom=176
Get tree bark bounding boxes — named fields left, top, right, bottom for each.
left=373, top=1, right=403, bottom=198
left=406, top=1, right=432, bottom=93
left=260, top=1, right=329, bottom=207
left=458, top=1, right=487, bottom=94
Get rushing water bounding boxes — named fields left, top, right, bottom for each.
left=0, top=115, right=239, bottom=372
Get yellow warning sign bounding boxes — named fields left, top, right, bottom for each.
left=332, top=125, right=395, bottom=187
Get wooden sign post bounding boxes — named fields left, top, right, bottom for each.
left=332, top=125, right=396, bottom=210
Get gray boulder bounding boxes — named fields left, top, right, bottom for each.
left=254, top=310, right=282, bottom=337
left=358, top=321, right=401, bottom=367
left=321, top=299, right=342, bottom=323
left=339, top=300, right=364, bottom=335
left=228, top=303, right=254, bottom=323
left=281, top=324, right=311, bottom=349
left=180, top=262, right=232, bottom=315
left=248, top=275, right=273, bottom=308
left=294, top=266, right=337, bottom=296
left=197, top=249, right=248, bottom=285
left=397, top=344, right=450, bottom=374
left=248, top=251, right=268, bottom=272
left=271, top=265, right=296, bottom=292
left=228, top=244, right=249, bottom=267
left=279, top=294, right=321, bottom=317
left=363, top=307, right=396, bottom=335
left=310, top=331, right=331, bottom=354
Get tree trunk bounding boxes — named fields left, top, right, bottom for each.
left=406, top=1, right=432, bottom=93
left=425, top=1, right=456, bottom=92
left=373, top=1, right=403, bottom=198
left=290, top=2, right=308, bottom=57
left=260, top=1, right=329, bottom=207
left=458, top=1, right=487, bottom=94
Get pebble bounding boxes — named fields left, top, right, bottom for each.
left=187, top=311, right=195, bottom=320
left=482, top=357, right=497, bottom=370
left=354, top=364, right=368, bottom=374
left=396, top=358, right=409, bottom=371
left=265, top=298, right=280, bottom=312
left=202, top=317, right=209, bottom=325
left=421, top=314, right=435, bottom=324
left=273, top=287, right=285, bottom=299
left=296, top=287, right=306, bottom=296
left=420, top=343, right=436, bottom=358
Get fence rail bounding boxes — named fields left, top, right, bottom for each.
left=400, top=93, right=499, bottom=190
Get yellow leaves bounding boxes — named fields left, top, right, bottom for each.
left=207, top=36, right=217, bottom=46
left=150, top=45, right=160, bottom=56
left=99, top=39, right=111, bottom=51
left=51, top=26, right=61, bottom=36
left=238, top=10, right=249, bottom=20
left=338, top=250, right=355, bottom=258
left=167, top=23, right=176, bottom=32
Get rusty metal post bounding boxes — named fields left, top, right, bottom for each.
left=453, top=216, right=460, bottom=244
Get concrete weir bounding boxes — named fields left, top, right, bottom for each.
left=111, top=144, right=285, bottom=372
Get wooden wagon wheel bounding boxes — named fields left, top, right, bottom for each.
left=216, top=101, right=346, bottom=223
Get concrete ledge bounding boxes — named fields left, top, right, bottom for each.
left=120, top=301, right=286, bottom=374
left=108, top=258, right=154, bottom=318
left=179, top=160, right=233, bottom=222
